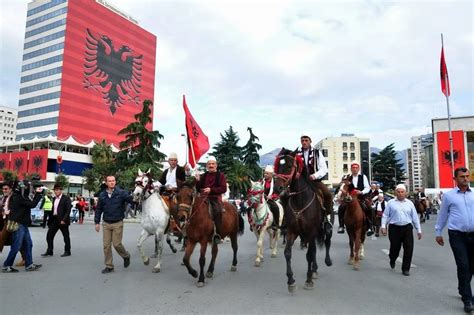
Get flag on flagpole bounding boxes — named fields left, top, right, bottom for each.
left=183, top=95, right=210, bottom=168
left=440, top=47, right=450, bottom=97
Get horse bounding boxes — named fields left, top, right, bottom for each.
left=175, top=180, right=244, bottom=287
left=414, top=198, right=427, bottom=223
left=247, top=180, right=284, bottom=266
left=273, top=148, right=332, bottom=293
left=336, top=176, right=367, bottom=270
left=133, top=170, right=177, bottom=273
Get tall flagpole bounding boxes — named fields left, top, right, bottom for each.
left=441, top=34, right=455, bottom=182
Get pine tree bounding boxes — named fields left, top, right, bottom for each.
left=371, top=143, right=405, bottom=190
left=210, top=126, right=242, bottom=174
left=242, top=127, right=262, bottom=180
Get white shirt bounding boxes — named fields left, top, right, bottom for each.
left=351, top=174, right=370, bottom=194
left=165, top=167, right=178, bottom=188
left=302, top=148, right=328, bottom=180
left=382, top=198, right=421, bottom=233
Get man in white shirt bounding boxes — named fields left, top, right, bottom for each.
left=158, top=152, right=188, bottom=194
left=381, top=184, right=422, bottom=276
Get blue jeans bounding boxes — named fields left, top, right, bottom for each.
left=448, top=230, right=474, bottom=304
left=3, top=224, right=33, bottom=268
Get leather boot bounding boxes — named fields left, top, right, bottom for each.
left=212, top=207, right=223, bottom=245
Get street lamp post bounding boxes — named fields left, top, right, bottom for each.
left=370, top=160, right=381, bottom=183
left=388, top=166, right=397, bottom=187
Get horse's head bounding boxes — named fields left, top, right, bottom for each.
left=337, top=176, right=356, bottom=203
left=133, top=168, right=152, bottom=202
left=273, top=148, right=303, bottom=194
left=175, top=180, right=197, bottom=223
left=247, top=180, right=264, bottom=209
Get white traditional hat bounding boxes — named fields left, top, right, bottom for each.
left=207, top=156, right=217, bottom=163
left=168, top=152, right=178, bottom=159
left=300, top=133, right=312, bottom=141
left=264, top=165, right=274, bottom=173
left=395, top=184, right=406, bottom=191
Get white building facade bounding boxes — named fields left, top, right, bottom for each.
left=0, top=106, right=17, bottom=144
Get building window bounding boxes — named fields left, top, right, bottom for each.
left=343, top=164, right=348, bottom=173
left=24, top=30, right=65, bottom=50
left=18, top=91, right=61, bottom=106
left=350, top=153, right=356, bottom=160
left=17, top=117, right=58, bottom=129
left=27, top=0, right=67, bottom=17
left=343, top=152, right=348, bottom=161
left=322, top=149, right=328, bottom=157
left=23, top=43, right=64, bottom=61
left=20, top=66, right=62, bottom=83
left=20, top=79, right=61, bottom=95
left=26, top=7, right=67, bottom=27
left=18, top=104, right=60, bottom=117
left=342, top=142, right=348, bottom=150
left=22, top=55, right=63, bottom=72
left=25, top=19, right=66, bottom=38
left=350, top=142, right=355, bottom=150
left=16, top=129, right=57, bottom=140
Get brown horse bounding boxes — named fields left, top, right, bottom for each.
left=175, top=181, right=244, bottom=287
left=336, top=176, right=367, bottom=270
left=414, top=199, right=427, bottom=223
left=273, top=148, right=331, bottom=293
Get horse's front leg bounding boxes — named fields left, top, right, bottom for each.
left=206, top=242, right=218, bottom=278
left=197, top=240, right=208, bottom=287
left=284, top=232, right=297, bottom=293
left=324, top=221, right=333, bottom=266
left=152, top=231, right=164, bottom=273
left=255, top=227, right=267, bottom=267
left=305, top=239, right=316, bottom=290
left=353, top=232, right=361, bottom=270
left=348, top=235, right=355, bottom=265
left=270, top=228, right=280, bottom=258
left=230, top=231, right=238, bottom=271
left=183, top=239, right=198, bottom=279
left=137, top=230, right=152, bottom=266
left=166, top=233, right=177, bottom=253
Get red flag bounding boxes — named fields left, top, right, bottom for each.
left=183, top=95, right=210, bottom=167
left=440, top=47, right=450, bottom=97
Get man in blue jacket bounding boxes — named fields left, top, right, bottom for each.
left=95, top=175, right=133, bottom=274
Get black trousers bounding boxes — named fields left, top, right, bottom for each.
left=388, top=224, right=414, bottom=272
left=448, top=230, right=474, bottom=304
left=46, top=217, right=71, bottom=253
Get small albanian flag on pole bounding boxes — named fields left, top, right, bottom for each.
left=440, top=46, right=450, bottom=97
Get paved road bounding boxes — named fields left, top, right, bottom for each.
left=0, top=214, right=468, bottom=314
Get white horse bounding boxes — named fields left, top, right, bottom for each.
left=247, top=180, right=284, bottom=267
left=133, top=169, right=174, bottom=273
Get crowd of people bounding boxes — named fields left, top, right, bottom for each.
left=0, top=136, right=472, bottom=312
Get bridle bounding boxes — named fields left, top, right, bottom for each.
left=274, top=153, right=302, bottom=190
left=134, top=174, right=155, bottom=201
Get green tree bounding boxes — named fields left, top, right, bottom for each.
left=55, top=174, right=70, bottom=189
left=210, top=126, right=242, bottom=174
left=242, top=127, right=262, bottom=180
left=225, top=160, right=251, bottom=199
left=116, top=99, right=165, bottom=173
left=371, top=143, right=405, bottom=190
left=1, top=170, right=18, bottom=183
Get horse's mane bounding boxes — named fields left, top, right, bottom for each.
left=273, top=147, right=303, bottom=174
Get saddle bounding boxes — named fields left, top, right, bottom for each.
left=266, top=199, right=281, bottom=229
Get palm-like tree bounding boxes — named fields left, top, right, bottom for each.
left=226, top=160, right=251, bottom=199
left=91, top=139, right=114, bottom=165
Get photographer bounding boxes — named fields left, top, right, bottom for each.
left=2, top=180, right=43, bottom=273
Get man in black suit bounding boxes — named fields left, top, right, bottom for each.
left=41, top=184, right=72, bottom=257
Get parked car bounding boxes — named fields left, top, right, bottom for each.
left=30, top=198, right=44, bottom=226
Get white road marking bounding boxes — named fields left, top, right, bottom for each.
left=381, top=249, right=417, bottom=268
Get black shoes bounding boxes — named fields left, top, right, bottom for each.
left=25, top=264, right=42, bottom=272
left=101, top=267, right=114, bottom=274
left=60, top=252, right=71, bottom=257
left=366, top=229, right=374, bottom=237
left=123, top=256, right=130, bottom=268
left=41, top=252, right=53, bottom=257
left=402, top=270, right=410, bottom=276
left=390, top=261, right=395, bottom=269
left=464, top=303, right=472, bottom=313
left=337, top=227, right=345, bottom=234
left=2, top=266, right=19, bottom=273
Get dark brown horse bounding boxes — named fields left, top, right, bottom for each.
left=175, top=181, right=244, bottom=287
left=415, top=199, right=427, bottom=223
left=336, top=176, right=367, bottom=270
left=273, top=148, right=332, bottom=293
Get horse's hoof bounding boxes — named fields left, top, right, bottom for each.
left=196, top=282, right=204, bottom=288
left=150, top=254, right=157, bottom=258
left=230, top=265, right=237, bottom=272
left=271, top=253, right=277, bottom=258
left=325, top=258, right=333, bottom=267
left=206, top=272, right=213, bottom=278
left=181, top=261, right=185, bottom=266
left=254, top=261, right=261, bottom=267
left=144, top=257, right=150, bottom=266
left=353, top=264, right=360, bottom=271
left=190, top=270, right=198, bottom=278
left=304, top=281, right=314, bottom=290
left=359, top=254, right=364, bottom=260
left=288, top=283, right=297, bottom=294
left=152, top=267, right=161, bottom=273
left=347, top=258, right=353, bottom=265
left=312, top=272, right=318, bottom=279
left=171, top=248, right=177, bottom=254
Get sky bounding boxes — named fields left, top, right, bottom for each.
left=0, top=0, right=473, bottom=163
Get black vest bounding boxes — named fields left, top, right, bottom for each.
left=349, top=174, right=365, bottom=191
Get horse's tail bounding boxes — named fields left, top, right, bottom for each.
left=238, top=212, right=245, bottom=236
